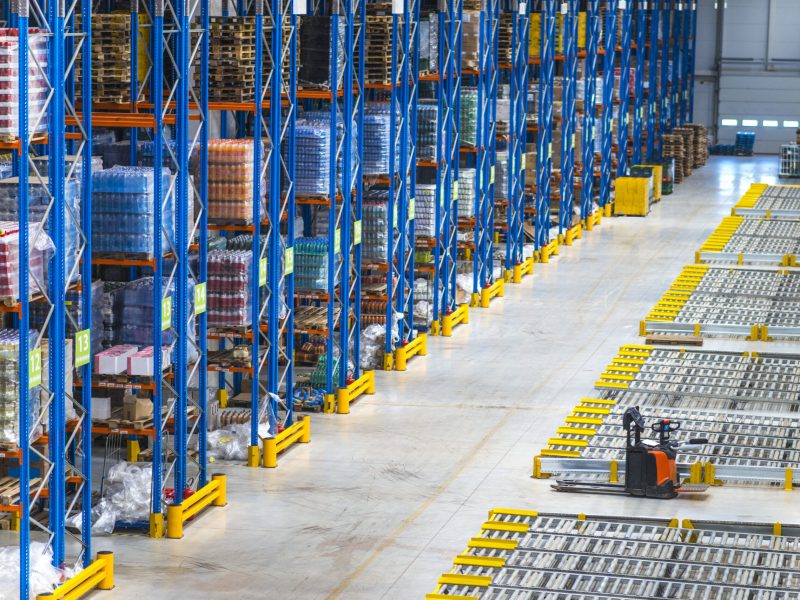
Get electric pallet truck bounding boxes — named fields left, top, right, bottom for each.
left=552, top=407, right=710, bottom=498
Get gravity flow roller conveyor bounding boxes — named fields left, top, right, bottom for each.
left=642, top=265, right=800, bottom=340
left=428, top=510, right=800, bottom=599
left=595, top=345, right=800, bottom=413
left=733, top=184, right=800, bottom=218
left=696, top=216, right=800, bottom=267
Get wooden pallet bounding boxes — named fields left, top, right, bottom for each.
left=0, top=476, right=42, bottom=505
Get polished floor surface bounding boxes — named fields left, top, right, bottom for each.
left=100, top=156, right=800, bottom=599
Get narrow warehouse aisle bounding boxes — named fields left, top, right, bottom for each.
left=102, top=156, right=797, bottom=599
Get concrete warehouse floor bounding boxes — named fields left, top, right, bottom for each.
left=101, top=155, right=800, bottom=599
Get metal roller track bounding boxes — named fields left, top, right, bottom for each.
left=643, top=265, right=800, bottom=339
left=539, top=399, right=800, bottom=485
left=697, top=216, right=800, bottom=266
left=429, top=510, right=800, bottom=599
left=734, top=184, right=800, bottom=218
left=596, top=345, right=800, bottom=413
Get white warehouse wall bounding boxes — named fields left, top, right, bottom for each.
left=694, top=0, right=800, bottom=154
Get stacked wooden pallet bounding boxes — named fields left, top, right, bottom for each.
left=197, top=16, right=256, bottom=103
left=662, top=133, right=686, bottom=184
left=673, top=126, right=695, bottom=178
left=684, top=123, right=709, bottom=168
left=76, top=14, right=132, bottom=104
left=498, top=14, right=513, bottom=65
left=365, top=16, right=393, bottom=84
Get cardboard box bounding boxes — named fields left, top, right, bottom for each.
left=95, top=345, right=138, bottom=375
left=93, top=397, right=112, bottom=420
left=122, top=394, right=153, bottom=421
left=127, top=346, right=171, bottom=376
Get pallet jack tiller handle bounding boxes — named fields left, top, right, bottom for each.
left=623, top=407, right=646, bottom=446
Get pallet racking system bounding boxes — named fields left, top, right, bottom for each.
left=6, top=0, right=702, bottom=594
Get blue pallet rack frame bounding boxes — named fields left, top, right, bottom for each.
left=469, top=0, right=501, bottom=307
left=597, top=0, right=616, bottom=213
left=615, top=0, right=631, bottom=177
left=84, top=0, right=214, bottom=538
left=8, top=0, right=111, bottom=594
left=580, top=0, right=600, bottom=226
left=534, top=0, right=555, bottom=255
left=503, top=0, right=530, bottom=282
left=205, top=2, right=299, bottom=464
left=557, top=0, right=578, bottom=241
left=432, top=0, right=468, bottom=336
left=669, top=0, right=680, bottom=130
left=645, top=0, right=659, bottom=160
left=631, top=0, right=646, bottom=164
left=340, top=0, right=366, bottom=402
left=658, top=0, right=670, bottom=144
left=296, top=0, right=366, bottom=412
left=686, top=0, right=696, bottom=122
left=384, top=0, right=424, bottom=369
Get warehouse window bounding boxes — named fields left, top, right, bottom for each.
left=784, top=120, right=800, bottom=128
left=721, top=119, right=737, bottom=127
left=742, top=119, right=758, bottom=127
left=763, top=120, right=779, bottom=128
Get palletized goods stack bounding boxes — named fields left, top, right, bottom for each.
left=685, top=123, right=709, bottom=168
left=365, top=16, right=393, bottom=85
left=661, top=134, right=686, bottom=184
left=673, top=126, right=695, bottom=179
left=197, top=16, right=256, bottom=103
left=0, top=29, right=48, bottom=138
left=76, top=15, right=131, bottom=104
left=207, top=139, right=265, bottom=223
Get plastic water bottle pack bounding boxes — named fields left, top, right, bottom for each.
left=363, top=104, right=393, bottom=176
left=0, top=178, right=81, bottom=283
left=206, top=139, right=266, bottom=223
left=295, top=237, right=338, bottom=291
left=30, top=279, right=104, bottom=354
left=457, top=169, right=477, bottom=219
left=0, top=29, right=49, bottom=137
left=295, top=121, right=332, bottom=197
left=0, top=329, right=40, bottom=444
left=414, top=184, right=436, bottom=238
left=208, top=250, right=254, bottom=328
left=112, top=276, right=199, bottom=362
left=92, top=166, right=174, bottom=255
left=460, top=87, right=479, bottom=147
left=416, top=103, right=438, bottom=161
left=362, top=188, right=390, bottom=262
left=0, top=221, right=53, bottom=301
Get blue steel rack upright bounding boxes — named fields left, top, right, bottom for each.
left=296, top=0, right=371, bottom=414
left=658, top=0, right=670, bottom=145
left=615, top=0, right=631, bottom=177
left=470, top=0, right=503, bottom=308
left=557, top=0, right=580, bottom=245
left=678, top=0, right=692, bottom=125
left=534, top=0, right=557, bottom=261
left=383, top=0, right=428, bottom=371
left=686, top=0, right=696, bottom=122
left=580, top=0, right=601, bottom=228
left=645, top=0, right=660, bottom=160
left=84, top=0, right=221, bottom=539
left=503, top=0, right=533, bottom=283
left=204, top=0, right=303, bottom=467
left=669, top=0, right=680, bottom=130
left=597, top=0, right=616, bottom=214
left=5, top=0, right=115, bottom=595
left=432, top=0, right=469, bottom=337
left=631, top=0, right=646, bottom=165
